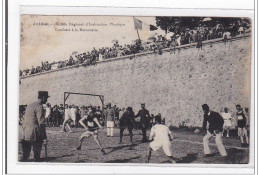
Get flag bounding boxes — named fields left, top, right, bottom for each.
left=134, top=17, right=142, bottom=30
left=149, top=25, right=158, bottom=31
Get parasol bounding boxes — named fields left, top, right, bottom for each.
left=165, top=32, right=175, bottom=40
left=72, top=51, right=78, bottom=55
left=202, top=17, right=212, bottom=22
left=143, top=41, right=152, bottom=45
left=112, top=39, right=119, bottom=43
left=148, top=36, right=156, bottom=42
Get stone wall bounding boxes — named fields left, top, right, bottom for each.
left=20, top=36, right=251, bottom=127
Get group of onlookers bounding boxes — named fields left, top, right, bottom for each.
left=19, top=102, right=249, bottom=142
left=19, top=19, right=251, bottom=77
left=19, top=102, right=165, bottom=139
left=19, top=101, right=250, bottom=148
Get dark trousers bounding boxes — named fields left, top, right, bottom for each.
left=21, top=140, right=43, bottom=162
left=120, top=126, right=133, bottom=142
left=141, top=127, right=147, bottom=141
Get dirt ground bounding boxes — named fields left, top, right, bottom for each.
left=18, top=126, right=249, bottom=164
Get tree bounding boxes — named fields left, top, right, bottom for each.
left=155, top=17, right=247, bottom=34
left=155, top=17, right=202, bottom=34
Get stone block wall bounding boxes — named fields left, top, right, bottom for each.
left=20, top=36, right=251, bottom=127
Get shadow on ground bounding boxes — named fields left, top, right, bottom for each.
left=19, top=153, right=75, bottom=162
left=104, top=144, right=138, bottom=154
left=160, top=153, right=198, bottom=163
left=176, top=153, right=198, bottom=163
left=45, top=153, right=75, bottom=162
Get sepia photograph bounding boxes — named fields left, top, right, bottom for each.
left=18, top=15, right=252, bottom=164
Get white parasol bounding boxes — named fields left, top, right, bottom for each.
left=202, top=17, right=212, bottom=22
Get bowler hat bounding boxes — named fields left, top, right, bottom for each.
left=38, top=91, right=50, bottom=98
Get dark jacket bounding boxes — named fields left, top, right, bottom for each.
left=202, top=111, right=224, bottom=134
left=119, top=111, right=135, bottom=127
left=236, top=110, right=247, bottom=128
left=136, top=109, right=151, bottom=127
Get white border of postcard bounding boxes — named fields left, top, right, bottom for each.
left=7, top=0, right=255, bottom=174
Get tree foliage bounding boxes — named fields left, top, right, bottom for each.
left=155, top=17, right=249, bottom=34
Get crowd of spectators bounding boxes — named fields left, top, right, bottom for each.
left=19, top=103, right=165, bottom=129
left=20, top=18, right=251, bottom=77
left=19, top=101, right=249, bottom=140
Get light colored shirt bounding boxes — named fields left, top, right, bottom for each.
left=223, top=32, right=231, bottom=39
left=70, top=108, right=77, bottom=116
left=65, top=109, right=70, bottom=119
left=221, top=112, right=232, bottom=120
left=45, top=107, right=51, bottom=118
left=105, top=108, right=116, bottom=121
left=119, top=110, right=125, bottom=119
left=149, top=124, right=172, bottom=142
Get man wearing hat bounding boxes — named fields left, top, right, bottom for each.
left=104, top=103, right=116, bottom=137
left=202, top=104, right=227, bottom=157
left=135, top=103, right=151, bottom=142
left=20, top=91, right=49, bottom=162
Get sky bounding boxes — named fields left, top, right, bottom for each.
left=20, top=15, right=165, bottom=70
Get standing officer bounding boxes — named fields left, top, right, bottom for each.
left=135, top=103, right=151, bottom=142
left=202, top=104, right=227, bottom=157
left=20, top=91, right=49, bottom=162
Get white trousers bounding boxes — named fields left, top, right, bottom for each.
left=150, top=140, right=172, bottom=156
left=107, top=121, right=114, bottom=136
left=203, top=130, right=227, bottom=157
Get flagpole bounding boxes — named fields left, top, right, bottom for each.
left=133, top=17, right=141, bottom=41
left=136, top=28, right=140, bottom=40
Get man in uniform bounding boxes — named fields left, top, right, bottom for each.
left=20, top=91, right=49, bottom=162
left=135, top=103, right=151, bottom=142
left=202, top=104, right=227, bottom=157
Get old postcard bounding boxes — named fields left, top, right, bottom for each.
left=18, top=14, right=252, bottom=165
